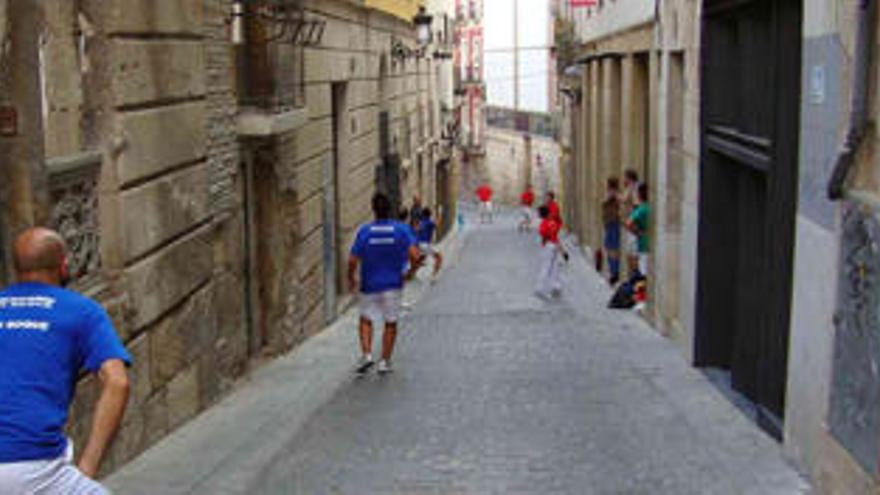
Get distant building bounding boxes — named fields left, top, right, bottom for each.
left=453, top=0, right=485, bottom=157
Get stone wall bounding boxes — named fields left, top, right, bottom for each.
left=785, top=0, right=880, bottom=492
left=565, top=22, right=658, bottom=271
left=52, top=0, right=250, bottom=475
left=484, top=127, right=560, bottom=206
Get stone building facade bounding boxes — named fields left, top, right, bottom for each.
left=0, top=0, right=451, bottom=476
left=556, top=0, right=880, bottom=492
left=453, top=0, right=486, bottom=195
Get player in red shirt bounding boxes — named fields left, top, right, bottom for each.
left=544, top=191, right=562, bottom=226
left=518, top=185, right=535, bottom=233
left=476, top=183, right=494, bottom=224
left=535, top=205, right=568, bottom=299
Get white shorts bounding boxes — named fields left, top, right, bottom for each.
left=520, top=206, right=533, bottom=221
left=625, top=231, right=639, bottom=253
left=480, top=201, right=493, bottom=212
left=418, top=242, right=437, bottom=255
left=0, top=442, right=107, bottom=494
left=360, top=290, right=403, bottom=323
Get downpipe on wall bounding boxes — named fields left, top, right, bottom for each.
left=827, top=0, right=877, bottom=201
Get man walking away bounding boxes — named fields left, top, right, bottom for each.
left=535, top=206, right=568, bottom=299
left=0, top=228, right=131, bottom=494
left=416, top=208, right=443, bottom=282
left=476, top=183, right=494, bottom=224
left=518, top=185, right=535, bottom=233
left=349, top=193, right=420, bottom=375
left=602, top=177, right=623, bottom=285
left=626, top=183, right=650, bottom=277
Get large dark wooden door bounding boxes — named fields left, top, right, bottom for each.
left=695, top=0, right=802, bottom=437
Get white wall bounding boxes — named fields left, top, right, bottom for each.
left=576, top=0, right=656, bottom=44
left=484, top=0, right=550, bottom=112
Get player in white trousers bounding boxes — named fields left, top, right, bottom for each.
left=535, top=205, right=568, bottom=299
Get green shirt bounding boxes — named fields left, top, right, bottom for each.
left=630, top=203, right=650, bottom=253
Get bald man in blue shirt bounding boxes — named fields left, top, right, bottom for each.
left=0, top=228, right=130, bottom=494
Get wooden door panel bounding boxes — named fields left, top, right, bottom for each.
left=697, top=0, right=801, bottom=428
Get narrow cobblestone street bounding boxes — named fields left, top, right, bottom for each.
left=108, top=210, right=809, bottom=494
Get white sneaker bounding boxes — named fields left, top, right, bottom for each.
left=377, top=360, right=393, bottom=374
left=355, top=354, right=374, bottom=374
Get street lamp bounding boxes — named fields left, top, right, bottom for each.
left=413, top=6, right=433, bottom=45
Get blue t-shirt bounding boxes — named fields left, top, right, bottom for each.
left=417, top=219, right=436, bottom=244
left=351, top=220, right=416, bottom=294
left=0, top=282, right=131, bottom=462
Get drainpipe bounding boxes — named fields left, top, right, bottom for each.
left=827, top=0, right=877, bottom=201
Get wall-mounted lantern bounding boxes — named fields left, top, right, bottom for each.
left=413, top=6, right=434, bottom=45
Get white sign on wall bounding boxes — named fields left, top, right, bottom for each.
left=810, top=65, right=826, bottom=105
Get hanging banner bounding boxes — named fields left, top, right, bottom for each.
left=570, top=0, right=597, bottom=7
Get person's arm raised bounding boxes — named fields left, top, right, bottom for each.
left=78, top=359, right=129, bottom=478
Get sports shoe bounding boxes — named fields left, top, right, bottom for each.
left=355, top=354, right=374, bottom=374
left=377, top=360, right=393, bottom=374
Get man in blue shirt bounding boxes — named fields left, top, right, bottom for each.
left=349, top=193, right=420, bottom=374
left=416, top=208, right=443, bottom=281
left=0, top=228, right=131, bottom=494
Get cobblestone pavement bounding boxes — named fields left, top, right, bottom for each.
left=108, top=210, right=810, bottom=495
left=255, top=213, right=809, bottom=494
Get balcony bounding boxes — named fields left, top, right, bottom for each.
left=235, top=1, right=315, bottom=137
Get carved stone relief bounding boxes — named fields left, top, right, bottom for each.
left=47, top=154, right=101, bottom=283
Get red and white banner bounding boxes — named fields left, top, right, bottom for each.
left=570, top=0, right=597, bottom=7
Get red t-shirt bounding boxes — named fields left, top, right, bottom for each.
left=539, top=218, right=561, bottom=245
left=547, top=200, right=562, bottom=224
left=520, top=190, right=535, bottom=207
left=477, top=185, right=493, bottom=202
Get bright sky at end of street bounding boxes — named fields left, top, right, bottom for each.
left=484, top=0, right=551, bottom=113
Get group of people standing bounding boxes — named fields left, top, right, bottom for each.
left=600, top=170, right=650, bottom=309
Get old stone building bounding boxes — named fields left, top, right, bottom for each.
left=556, top=0, right=880, bottom=492
left=453, top=0, right=486, bottom=196
left=0, top=0, right=452, bottom=475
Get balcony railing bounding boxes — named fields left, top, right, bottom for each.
left=235, top=1, right=313, bottom=113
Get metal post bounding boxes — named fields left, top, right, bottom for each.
left=513, top=0, right=520, bottom=110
